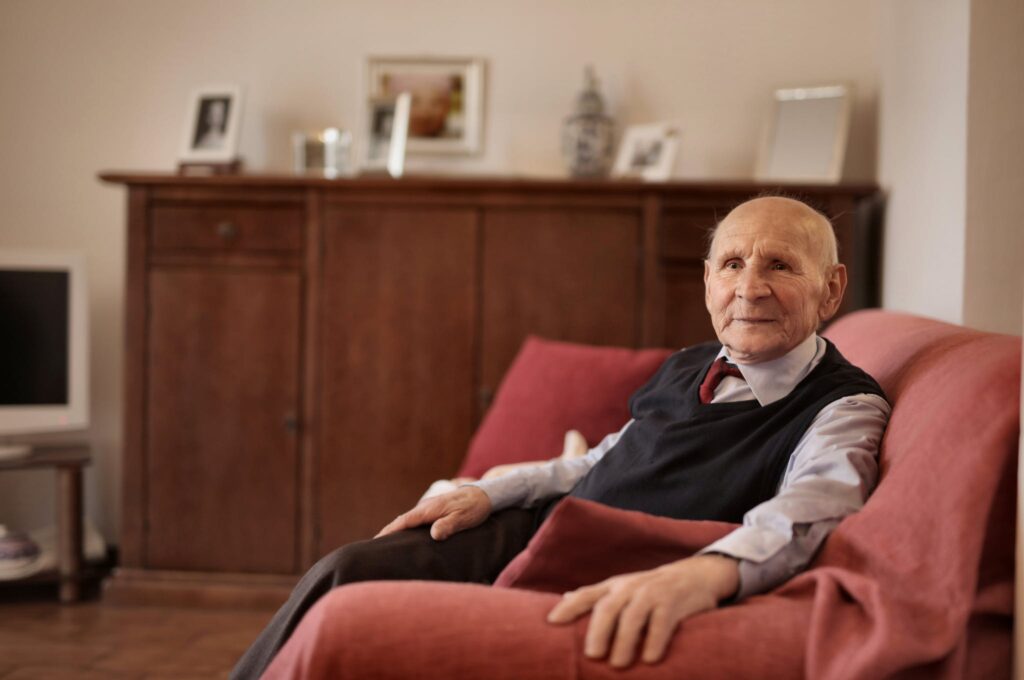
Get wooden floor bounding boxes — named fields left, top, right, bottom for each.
left=0, top=597, right=274, bottom=680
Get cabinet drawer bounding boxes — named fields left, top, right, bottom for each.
left=150, top=205, right=303, bottom=253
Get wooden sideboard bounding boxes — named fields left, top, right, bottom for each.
left=100, top=172, right=882, bottom=605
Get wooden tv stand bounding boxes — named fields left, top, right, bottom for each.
left=0, top=445, right=90, bottom=603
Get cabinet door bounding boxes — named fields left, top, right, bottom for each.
left=145, top=268, right=301, bottom=573
left=318, top=206, right=477, bottom=552
left=656, top=207, right=720, bottom=348
left=480, top=207, right=641, bottom=399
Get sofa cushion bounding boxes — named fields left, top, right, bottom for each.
left=265, top=579, right=808, bottom=680
left=458, top=337, right=673, bottom=478
left=495, top=497, right=738, bottom=592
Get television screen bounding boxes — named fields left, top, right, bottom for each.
left=0, top=270, right=70, bottom=406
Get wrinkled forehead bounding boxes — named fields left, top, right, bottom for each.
left=709, top=203, right=826, bottom=261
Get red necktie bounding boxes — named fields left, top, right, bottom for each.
left=699, top=357, right=744, bottom=404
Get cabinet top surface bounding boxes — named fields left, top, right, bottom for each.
left=99, top=171, right=878, bottom=197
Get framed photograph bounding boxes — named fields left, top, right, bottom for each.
left=364, top=92, right=411, bottom=177
left=179, top=84, right=243, bottom=163
left=755, top=84, right=851, bottom=183
left=612, top=123, right=680, bottom=181
left=366, top=56, right=485, bottom=155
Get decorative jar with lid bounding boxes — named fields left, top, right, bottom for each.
left=561, top=66, right=615, bottom=178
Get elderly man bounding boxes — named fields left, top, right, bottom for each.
left=232, top=196, right=889, bottom=678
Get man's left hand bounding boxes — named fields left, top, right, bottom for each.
left=546, top=554, right=739, bottom=668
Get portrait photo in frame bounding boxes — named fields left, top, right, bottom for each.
left=179, top=84, right=243, bottom=164
left=612, top=123, right=680, bottom=181
left=366, top=56, right=484, bottom=155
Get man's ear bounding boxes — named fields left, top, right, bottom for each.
left=818, top=264, right=847, bottom=322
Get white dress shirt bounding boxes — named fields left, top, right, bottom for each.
left=471, top=333, right=891, bottom=599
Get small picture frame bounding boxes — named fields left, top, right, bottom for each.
left=367, top=56, right=485, bottom=155
left=755, top=84, right=851, bottom=183
left=179, top=84, right=243, bottom=164
left=612, top=123, right=680, bottom=181
left=364, top=92, right=411, bottom=177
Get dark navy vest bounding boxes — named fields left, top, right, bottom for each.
left=566, top=340, right=886, bottom=523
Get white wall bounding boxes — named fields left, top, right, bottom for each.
left=0, top=0, right=881, bottom=544
left=963, top=0, right=1024, bottom=335
left=879, top=0, right=1024, bottom=334
left=877, top=0, right=969, bottom=324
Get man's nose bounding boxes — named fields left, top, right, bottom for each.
left=736, top=268, right=771, bottom=300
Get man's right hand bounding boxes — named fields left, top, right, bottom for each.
left=375, top=486, right=493, bottom=541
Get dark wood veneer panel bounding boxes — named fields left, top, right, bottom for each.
left=660, top=207, right=721, bottom=261
left=480, top=208, right=641, bottom=393
left=661, top=266, right=717, bottom=348
left=121, top=187, right=149, bottom=568
left=317, top=206, right=478, bottom=552
left=145, top=268, right=301, bottom=573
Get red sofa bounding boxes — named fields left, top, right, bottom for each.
left=264, top=310, right=1019, bottom=679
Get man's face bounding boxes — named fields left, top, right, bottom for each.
left=703, top=198, right=846, bottom=365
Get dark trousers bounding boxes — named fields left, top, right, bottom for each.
left=230, top=507, right=543, bottom=680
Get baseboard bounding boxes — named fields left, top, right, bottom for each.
left=103, top=567, right=296, bottom=610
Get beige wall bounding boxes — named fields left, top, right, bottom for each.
left=879, top=0, right=1024, bottom=334
left=0, top=0, right=882, bottom=543
left=963, top=0, right=1024, bottom=335
left=880, top=4, right=1024, bottom=664
left=877, top=0, right=969, bottom=324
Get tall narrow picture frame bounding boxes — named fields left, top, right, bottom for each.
left=387, top=93, right=411, bottom=178
left=366, top=56, right=485, bottom=155
left=363, top=92, right=411, bottom=175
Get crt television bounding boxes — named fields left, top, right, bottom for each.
left=0, top=251, right=89, bottom=457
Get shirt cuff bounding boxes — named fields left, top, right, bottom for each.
left=698, top=525, right=791, bottom=563
left=465, top=477, right=521, bottom=511
left=701, top=520, right=840, bottom=600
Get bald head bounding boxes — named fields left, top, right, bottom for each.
left=707, top=197, right=838, bottom=274
left=702, top=195, right=848, bottom=364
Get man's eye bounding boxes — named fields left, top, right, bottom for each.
left=724, top=261, right=742, bottom=270
left=770, top=262, right=789, bottom=271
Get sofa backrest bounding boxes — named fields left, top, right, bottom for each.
left=810, top=309, right=1020, bottom=675
left=459, top=336, right=673, bottom=478
left=823, top=310, right=1019, bottom=509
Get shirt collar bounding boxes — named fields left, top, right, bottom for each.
left=715, top=333, right=823, bottom=406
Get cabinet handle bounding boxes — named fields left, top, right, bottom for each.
left=216, top=221, right=238, bottom=239
left=284, top=413, right=299, bottom=433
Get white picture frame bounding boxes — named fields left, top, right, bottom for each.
left=363, top=93, right=412, bottom=175
left=612, top=123, right=680, bottom=181
left=366, top=56, right=485, bottom=155
left=179, top=84, right=243, bottom=163
left=755, top=84, right=851, bottom=183
left=387, top=93, right=411, bottom=178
